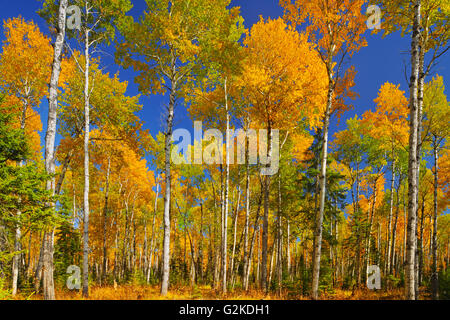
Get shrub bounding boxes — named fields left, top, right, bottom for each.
left=439, top=268, right=450, bottom=300
left=0, top=277, right=12, bottom=300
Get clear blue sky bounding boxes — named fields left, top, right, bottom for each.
left=1, top=0, right=449, bottom=182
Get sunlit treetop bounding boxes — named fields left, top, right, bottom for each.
left=0, top=17, right=53, bottom=108
left=423, top=75, right=450, bottom=141
left=281, top=0, right=368, bottom=67
left=361, top=82, right=409, bottom=150
left=116, top=0, right=241, bottom=96
left=237, top=17, right=328, bottom=130
left=39, top=0, right=133, bottom=45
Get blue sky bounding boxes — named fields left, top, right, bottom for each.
left=1, top=0, right=449, bottom=186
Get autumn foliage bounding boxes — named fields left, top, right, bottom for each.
left=0, top=0, right=448, bottom=302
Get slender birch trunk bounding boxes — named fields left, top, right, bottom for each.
left=244, top=187, right=262, bottom=290
left=403, top=189, right=407, bottom=264
left=161, top=70, right=176, bottom=295
left=40, top=0, right=68, bottom=300
left=102, top=156, right=111, bottom=284
left=54, top=150, right=73, bottom=196
left=277, top=174, right=283, bottom=295
left=387, top=159, right=396, bottom=273
left=33, top=234, right=45, bottom=293
left=312, top=72, right=333, bottom=299
left=414, top=40, right=426, bottom=300
left=431, top=140, right=439, bottom=299
left=261, top=123, right=273, bottom=291
left=366, top=177, right=377, bottom=281
left=242, top=138, right=251, bottom=290
left=268, top=240, right=276, bottom=285
left=147, top=176, right=159, bottom=283
left=287, top=216, right=291, bottom=278
left=229, top=186, right=240, bottom=287
left=12, top=108, right=26, bottom=296
left=82, top=22, right=91, bottom=298
left=405, top=0, right=421, bottom=300
left=390, top=173, right=403, bottom=275
left=222, top=78, right=230, bottom=294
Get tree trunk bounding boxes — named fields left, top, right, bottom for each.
left=82, top=23, right=91, bottom=298
left=277, top=174, right=283, bottom=295
left=366, top=177, right=377, bottom=282
left=12, top=187, right=22, bottom=296
left=197, top=200, right=204, bottom=282
left=414, top=35, right=426, bottom=300
left=11, top=62, right=32, bottom=297
left=242, top=139, right=251, bottom=290
left=431, top=140, right=439, bottom=299
left=268, top=240, right=276, bottom=286
left=222, top=78, right=230, bottom=294
left=161, top=73, right=176, bottom=295
left=261, top=123, right=273, bottom=292
left=244, top=187, right=262, bottom=290
left=102, top=156, right=111, bottom=284
left=34, top=233, right=46, bottom=293
left=41, top=0, right=68, bottom=301
left=287, top=216, right=291, bottom=279
left=55, top=150, right=73, bottom=196
left=405, top=0, right=421, bottom=300
left=312, top=76, right=333, bottom=299
left=387, top=159, right=396, bottom=274
left=418, top=198, right=425, bottom=288
left=403, top=189, right=407, bottom=264
left=147, top=176, right=159, bottom=282
left=229, top=185, right=240, bottom=288
left=390, top=173, right=403, bottom=275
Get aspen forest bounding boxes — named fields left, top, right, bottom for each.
left=0, top=0, right=449, bottom=301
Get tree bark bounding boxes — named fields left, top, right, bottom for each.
left=82, top=20, right=91, bottom=298
left=390, top=173, right=403, bottom=275
left=244, top=186, right=262, bottom=290
left=41, top=0, right=68, bottom=301
left=431, top=140, right=439, bottom=299
left=229, top=185, right=240, bottom=288
left=102, top=156, right=111, bottom=284
left=160, top=72, right=176, bottom=295
left=261, top=123, right=273, bottom=292
left=405, top=0, right=421, bottom=300
left=147, top=175, right=159, bottom=282
left=312, top=76, right=333, bottom=299
left=277, top=174, right=283, bottom=295
left=242, top=138, right=251, bottom=290
left=387, top=158, right=396, bottom=274
left=12, top=95, right=30, bottom=295
left=222, top=78, right=230, bottom=294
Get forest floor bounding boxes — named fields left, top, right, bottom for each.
left=14, top=285, right=431, bottom=300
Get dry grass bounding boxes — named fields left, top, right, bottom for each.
left=322, top=288, right=405, bottom=300
left=17, top=285, right=430, bottom=300
left=47, top=285, right=286, bottom=300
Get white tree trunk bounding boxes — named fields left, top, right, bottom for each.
left=12, top=98, right=30, bottom=295
left=42, top=0, right=68, bottom=301
left=261, top=124, right=273, bottom=291
left=405, top=0, right=421, bottom=300
left=312, top=77, right=333, bottom=299
left=431, top=140, right=439, bottom=299
left=102, top=156, right=111, bottom=284
left=387, top=159, right=396, bottom=273
left=82, top=23, right=91, bottom=298
left=242, top=141, right=250, bottom=290
left=147, top=176, right=159, bottom=283
left=222, top=78, right=230, bottom=294
left=161, top=77, right=176, bottom=295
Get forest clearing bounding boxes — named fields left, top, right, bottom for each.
left=0, top=0, right=449, bottom=302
